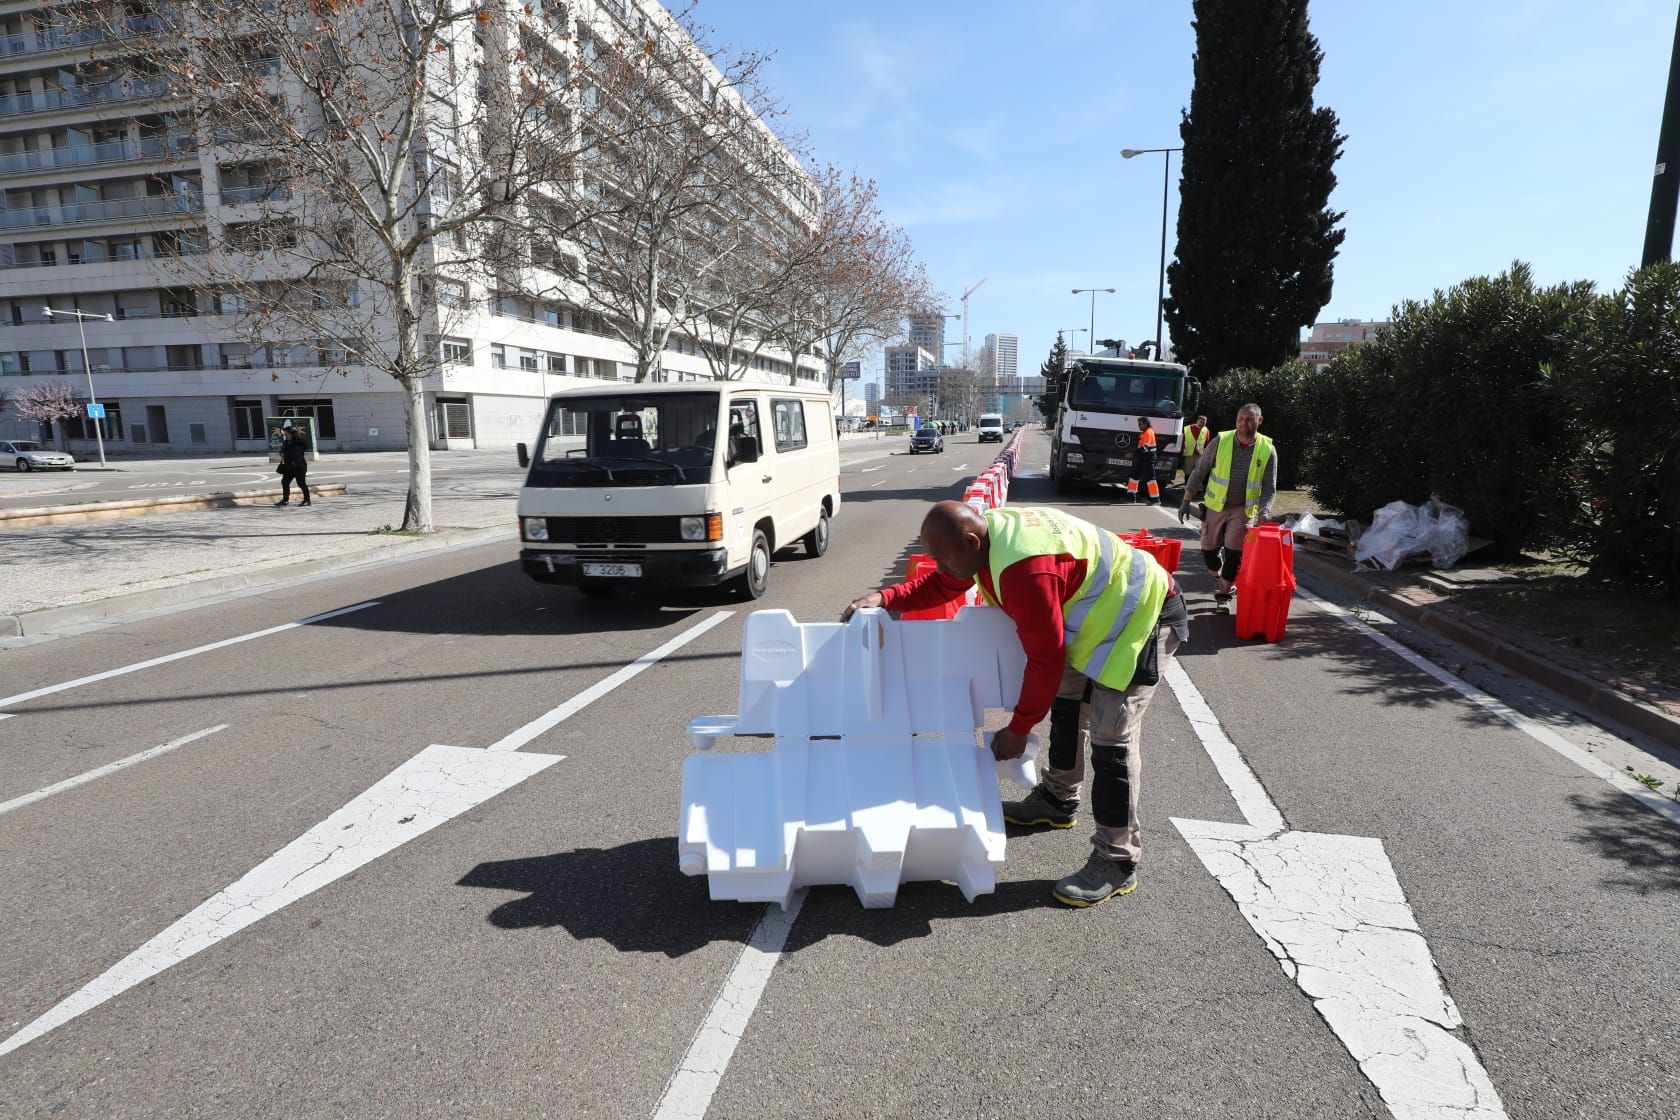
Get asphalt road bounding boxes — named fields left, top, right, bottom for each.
left=1, top=431, right=1675, bottom=1119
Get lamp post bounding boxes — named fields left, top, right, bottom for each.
left=1057, top=327, right=1088, bottom=352
left=42, top=306, right=113, bottom=466
left=1071, top=288, right=1114, bottom=357
left=1121, top=146, right=1183, bottom=359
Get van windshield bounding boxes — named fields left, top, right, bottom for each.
left=534, top=391, right=719, bottom=486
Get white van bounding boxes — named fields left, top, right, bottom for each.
left=516, top=382, right=841, bottom=599
left=977, top=413, right=1005, bottom=442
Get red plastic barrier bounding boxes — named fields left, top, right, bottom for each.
left=1234, top=524, right=1295, bottom=641
left=899, top=553, right=962, bottom=620
left=1119, top=528, right=1182, bottom=573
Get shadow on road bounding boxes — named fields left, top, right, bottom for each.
left=457, top=837, right=1054, bottom=956
left=1567, top=789, right=1680, bottom=895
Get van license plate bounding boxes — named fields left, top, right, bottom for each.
left=581, top=562, right=642, bottom=578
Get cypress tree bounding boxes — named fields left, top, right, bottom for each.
left=1162, top=0, right=1346, bottom=378
left=1037, top=336, right=1069, bottom=418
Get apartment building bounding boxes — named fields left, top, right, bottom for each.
left=0, top=0, right=821, bottom=455
left=1299, top=317, right=1390, bottom=372
left=983, top=332, right=1018, bottom=381
left=884, top=344, right=940, bottom=406
left=906, top=311, right=948, bottom=364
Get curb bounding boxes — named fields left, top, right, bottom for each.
left=1292, top=550, right=1680, bottom=752
left=0, top=524, right=516, bottom=638
left=0, top=484, right=350, bottom=528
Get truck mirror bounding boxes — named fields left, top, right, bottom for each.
left=517, top=442, right=529, bottom=468
left=1185, top=379, right=1202, bottom=415
left=730, top=435, right=760, bottom=465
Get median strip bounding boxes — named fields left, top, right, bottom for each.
left=0, top=484, right=349, bottom=529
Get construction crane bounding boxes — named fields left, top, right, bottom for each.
left=959, top=277, right=987, bottom=368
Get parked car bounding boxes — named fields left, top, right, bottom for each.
left=0, top=440, right=75, bottom=471
left=908, top=427, right=944, bottom=454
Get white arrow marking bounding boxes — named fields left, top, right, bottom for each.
left=0, top=610, right=735, bottom=1057
left=0, top=745, right=560, bottom=1057
left=0, top=725, right=227, bottom=817
left=1165, top=661, right=1506, bottom=1119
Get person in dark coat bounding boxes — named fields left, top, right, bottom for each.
left=275, top=421, right=311, bottom=507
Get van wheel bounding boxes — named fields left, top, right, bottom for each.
left=735, top=529, right=771, bottom=599
left=802, top=511, right=830, bottom=558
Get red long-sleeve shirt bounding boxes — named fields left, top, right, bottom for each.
left=878, top=549, right=1176, bottom=734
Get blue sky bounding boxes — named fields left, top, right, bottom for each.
left=692, top=0, right=1675, bottom=383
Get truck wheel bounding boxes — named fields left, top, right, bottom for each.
left=802, top=511, right=830, bottom=558
left=1055, top=456, right=1076, bottom=494
left=734, top=528, right=771, bottom=599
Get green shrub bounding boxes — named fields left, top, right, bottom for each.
left=1295, top=262, right=1595, bottom=557
left=1544, top=262, right=1680, bottom=600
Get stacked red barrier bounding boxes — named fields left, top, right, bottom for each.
left=1234, top=523, right=1296, bottom=642
left=1118, top=528, right=1182, bottom=573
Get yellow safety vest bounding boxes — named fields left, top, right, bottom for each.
left=977, top=507, right=1168, bottom=691
left=1204, top=431, right=1275, bottom=520
left=1186, top=425, right=1210, bottom=455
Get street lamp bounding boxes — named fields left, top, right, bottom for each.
left=1071, top=287, right=1115, bottom=357
left=42, top=306, right=114, bottom=466
left=1121, top=146, right=1183, bottom=359
left=1057, top=327, right=1088, bottom=351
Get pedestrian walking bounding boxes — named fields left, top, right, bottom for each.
left=274, top=421, right=312, bottom=507
left=1181, top=414, right=1209, bottom=483
left=1179, top=404, right=1276, bottom=614
left=1125, top=417, right=1161, bottom=505
left=841, top=501, right=1189, bottom=907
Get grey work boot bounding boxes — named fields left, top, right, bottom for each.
left=1052, top=850, right=1138, bottom=908
left=1002, top=784, right=1078, bottom=830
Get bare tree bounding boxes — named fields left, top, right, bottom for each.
left=72, top=0, right=595, bottom=531
left=14, top=382, right=87, bottom=448
left=773, top=168, right=931, bottom=388
left=519, top=7, right=816, bottom=384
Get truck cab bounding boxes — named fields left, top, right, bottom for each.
left=516, top=382, right=840, bottom=600
left=1048, top=358, right=1197, bottom=493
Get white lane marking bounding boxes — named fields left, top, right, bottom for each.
left=0, top=745, right=560, bottom=1058
left=870, top=480, right=886, bottom=487
left=859, top=466, right=884, bottom=473
left=0, top=601, right=381, bottom=711
left=1165, top=662, right=1507, bottom=1119
left=0, top=725, right=227, bottom=817
left=652, top=890, right=807, bottom=1120
left=951, top=464, right=970, bottom=471
left=487, top=610, right=736, bottom=752
left=1296, top=588, right=1680, bottom=830
left=1163, top=663, right=1283, bottom=831
left=0, top=714, right=12, bottom=722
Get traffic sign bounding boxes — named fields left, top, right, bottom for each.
left=837, top=361, right=862, bottom=380
left=86, top=403, right=105, bottom=419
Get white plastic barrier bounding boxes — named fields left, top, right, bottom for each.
left=681, top=607, right=1039, bottom=909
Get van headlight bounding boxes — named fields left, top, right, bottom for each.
left=681, top=513, right=724, bottom=542
left=522, top=516, right=548, bottom=541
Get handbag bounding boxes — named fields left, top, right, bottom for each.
left=275, top=462, right=286, bottom=475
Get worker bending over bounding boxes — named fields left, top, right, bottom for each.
left=1179, top=403, right=1277, bottom=614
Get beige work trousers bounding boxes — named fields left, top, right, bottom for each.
left=1200, top=503, right=1250, bottom=552
left=1039, top=628, right=1181, bottom=863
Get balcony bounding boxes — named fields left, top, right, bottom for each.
left=0, top=193, right=203, bottom=230
left=0, top=134, right=195, bottom=175
left=219, top=185, right=291, bottom=206
left=0, top=16, right=165, bottom=60
left=0, top=78, right=173, bottom=119
left=0, top=244, right=205, bottom=270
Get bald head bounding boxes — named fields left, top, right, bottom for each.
left=920, top=500, right=989, bottom=581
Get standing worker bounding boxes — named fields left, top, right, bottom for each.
left=1179, top=404, right=1276, bottom=614
left=1125, top=417, right=1161, bottom=505
left=1181, top=414, right=1210, bottom=483
left=274, top=421, right=312, bottom=508
left=841, top=502, right=1190, bottom=908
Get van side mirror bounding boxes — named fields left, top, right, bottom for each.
left=729, top=435, right=759, bottom=465
left=517, top=442, right=530, bottom=468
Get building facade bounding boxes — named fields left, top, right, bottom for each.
left=0, top=0, right=821, bottom=455
left=884, top=344, right=940, bottom=409
left=983, top=332, right=1018, bottom=382
left=906, top=311, right=947, bottom=365
left=1299, top=318, right=1390, bottom=371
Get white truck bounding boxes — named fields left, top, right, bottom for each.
left=1047, top=356, right=1199, bottom=494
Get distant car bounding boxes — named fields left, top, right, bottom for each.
left=0, top=440, right=75, bottom=471
left=908, top=428, right=944, bottom=454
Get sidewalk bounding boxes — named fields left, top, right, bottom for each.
left=0, top=472, right=515, bottom=628
left=1292, top=549, right=1680, bottom=753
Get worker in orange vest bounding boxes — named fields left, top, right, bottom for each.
left=1125, top=417, right=1161, bottom=505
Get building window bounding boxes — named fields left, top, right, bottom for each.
left=277, top=398, right=336, bottom=439
left=433, top=277, right=467, bottom=307
left=440, top=337, right=472, bottom=365
left=771, top=399, right=807, bottom=452
left=491, top=344, right=507, bottom=369
left=232, top=399, right=264, bottom=440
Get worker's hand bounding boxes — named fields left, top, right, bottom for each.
left=1177, top=502, right=1192, bottom=525
left=840, top=591, right=884, bottom=622
left=990, top=727, right=1029, bottom=761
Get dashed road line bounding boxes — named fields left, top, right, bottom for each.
left=0, top=726, right=227, bottom=816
